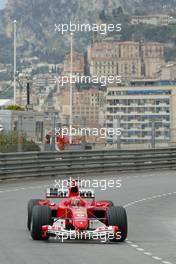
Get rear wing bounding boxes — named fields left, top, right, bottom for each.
left=46, top=188, right=95, bottom=198
left=79, top=189, right=95, bottom=198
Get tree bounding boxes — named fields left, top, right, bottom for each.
left=99, top=10, right=107, bottom=21
left=112, top=6, right=123, bottom=17
left=134, top=9, right=147, bottom=15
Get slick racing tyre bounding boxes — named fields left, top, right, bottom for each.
left=31, top=205, right=52, bottom=240
left=27, top=199, right=41, bottom=230
left=107, top=206, right=127, bottom=242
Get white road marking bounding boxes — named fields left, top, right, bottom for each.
left=131, top=244, right=138, bottom=247
left=136, top=248, right=144, bottom=252
left=0, top=184, right=50, bottom=194
left=124, top=192, right=176, bottom=208
left=152, top=256, right=162, bottom=261
left=125, top=191, right=176, bottom=264
left=144, top=252, right=152, bottom=256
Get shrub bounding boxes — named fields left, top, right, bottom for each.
left=6, top=105, right=25, bottom=111
left=0, top=132, right=40, bottom=152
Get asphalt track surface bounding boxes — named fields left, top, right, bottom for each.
left=0, top=170, right=176, bottom=264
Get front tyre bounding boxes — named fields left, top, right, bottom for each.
left=31, top=205, right=52, bottom=240
left=107, top=206, right=127, bottom=242
left=27, top=199, right=41, bottom=230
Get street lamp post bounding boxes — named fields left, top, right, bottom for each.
left=69, top=32, right=73, bottom=144
left=51, top=112, right=56, bottom=151
left=151, top=120, right=156, bottom=149
left=13, top=20, right=17, bottom=105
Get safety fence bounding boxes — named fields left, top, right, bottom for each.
left=0, top=148, right=176, bottom=180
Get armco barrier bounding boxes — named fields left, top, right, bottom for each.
left=0, top=148, right=176, bottom=180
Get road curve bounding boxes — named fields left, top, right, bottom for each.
left=0, top=170, right=176, bottom=264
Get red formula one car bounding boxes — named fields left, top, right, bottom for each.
left=27, top=180, right=127, bottom=242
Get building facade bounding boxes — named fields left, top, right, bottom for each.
left=57, top=88, right=105, bottom=128
left=72, top=88, right=105, bottom=127
left=130, top=15, right=170, bottom=26
left=157, top=62, right=176, bottom=80
left=63, top=52, right=85, bottom=76
left=142, top=42, right=165, bottom=78
left=87, top=41, right=165, bottom=80
left=106, top=80, right=176, bottom=147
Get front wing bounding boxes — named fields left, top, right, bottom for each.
left=42, top=225, right=121, bottom=242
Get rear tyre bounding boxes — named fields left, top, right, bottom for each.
left=27, top=199, right=40, bottom=230
left=107, top=206, right=127, bottom=242
left=31, top=205, right=52, bottom=240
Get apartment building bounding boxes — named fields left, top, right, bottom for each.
left=106, top=80, right=176, bottom=146
left=157, top=62, right=176, bottom=80
left=142, top=42, right=165, bottom=78
left=72, top=89, right=105, bottom=127
left=87, top=41, right=165, bottom=80
left=63, top=52, right=85, bottom=76
left=57, top=88, right=105, bottom=127
left=130, top=15, right=170, bottom=26
left=33, top=74, right=56, bottom=89
left=88, top=41, right=142, bottom=79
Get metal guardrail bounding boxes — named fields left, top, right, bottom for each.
left=0, top=148, right=176, bottom=180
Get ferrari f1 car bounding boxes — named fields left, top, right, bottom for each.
left=27, top=180, right=127, bottom=242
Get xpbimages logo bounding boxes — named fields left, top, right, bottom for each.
left=55, top=126, right=122, bottom=139
left=54, top=177, right=122, bottom=191
left=57, top=230, right=122, bottom=243
left=55, top=21, right=122, bottom=35
left=55, top=75, right=121, bottom=87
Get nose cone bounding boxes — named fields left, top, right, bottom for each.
left=72, top=208, right=88, bottom=230
left=74, top=219, right=88, bottom=229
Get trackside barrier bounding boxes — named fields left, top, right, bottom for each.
left=0, top=148, right=176, bottom=180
